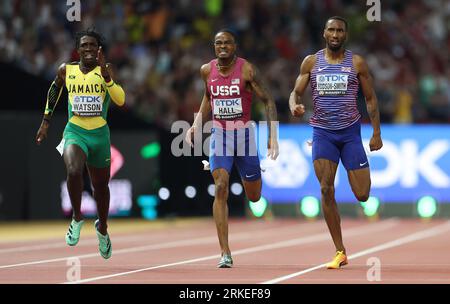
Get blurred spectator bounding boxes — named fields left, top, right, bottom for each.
left=0, top=0, right=448, bottom=128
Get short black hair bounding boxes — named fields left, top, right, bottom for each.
left=75, top=28, right=105, bottom=49
left=325, top=16, right=348, bottom=31
left=215, top=28, right=238, bottom=43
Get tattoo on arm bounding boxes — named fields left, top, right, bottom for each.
left=250, top=65, right=277, bottom=125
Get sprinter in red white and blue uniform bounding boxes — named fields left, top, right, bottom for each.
left=186, top=29, right=279, bottom=268
left=289, top=17, right=383, bottom=269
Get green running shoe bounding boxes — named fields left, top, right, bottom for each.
left=65, top=219, right=84, bottom=246
left=217, top=254, right=233, bottom=268
left=94, top=219, right=112, bottom=259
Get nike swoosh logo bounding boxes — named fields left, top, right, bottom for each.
left=245, top=174, right=256, bottom=178
left=360, top=162, right=368, bottom=167
left=318, top=66, right=329, bottom=72
left=211, top=79, right=219, bottom=82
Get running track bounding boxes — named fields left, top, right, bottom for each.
left=0, top=217, right=449, bottom=284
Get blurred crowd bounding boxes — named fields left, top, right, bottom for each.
left=1, top=0, right=449, bottom=128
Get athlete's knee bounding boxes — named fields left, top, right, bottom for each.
left=248, top=191, right=261, bottom=203
left=320, top=184, right=335, bottom=201
left=355, top=190, right=370, bottom=202
left=215, top=180, right=229, bottom=200
left=66, top=163, right=83, bottom=179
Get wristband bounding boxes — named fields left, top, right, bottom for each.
left=106, top=79, right=115, bottom=87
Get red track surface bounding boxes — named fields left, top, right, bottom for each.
left=0, top=218, right=449, bottom=284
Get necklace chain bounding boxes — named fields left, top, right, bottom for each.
left=216, top=56, right=236, bottom=70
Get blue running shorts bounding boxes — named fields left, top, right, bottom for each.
left=209, top=127, right=261, bottom=181
left=312, top=120, right=369, bottom=171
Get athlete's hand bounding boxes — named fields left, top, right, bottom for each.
left=97, top=46, right=110, bottom=80
left=36, top=120, right=49, bottom=145
left=267, top=137, right=279, bottom=160
left=185, top=126, right=195, bottom=148
left=369, top=134, right=383, bottom=151
left=290, top=104, right=305, bottom=117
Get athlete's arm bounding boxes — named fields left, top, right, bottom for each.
left=245, top=62, right=279, bottom=160
left=185, top=63, right=212, bottom=147
left=354, top=54, right=383, bottom=151
left=97, top=46, right=125, bottom=106
left=36, top=63, right=66, bottom=145
left=289, top=55, right=315, bottom=117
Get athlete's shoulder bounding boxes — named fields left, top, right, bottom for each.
left=352, top=53, right=368, bottom=72
left=240, top=59, right=258, bottom=82
left=352, top=53, right=366, bottom=63
left=200, top=62, right=212, bottom=80
left=241, top=59, right=253, bottom=72
left=303, top=54, right=317, bottom=65
left=300, top=54, right=317, bottom=72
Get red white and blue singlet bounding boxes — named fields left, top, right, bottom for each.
left=309, top=49, right=369, bottom=170
left=310, top=49, right=360, bottom=130
left=207, top=57, right=253, bottom=130
left=207, top=57, right=261, bottom=181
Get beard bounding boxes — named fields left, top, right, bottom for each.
left=327, top=42, right=343, bottom=52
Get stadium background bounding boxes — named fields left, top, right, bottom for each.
left=0, top=0, right=449, bottom=221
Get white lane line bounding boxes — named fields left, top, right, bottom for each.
left=64, top=219, right=398, bottom=284
left=0, top=221, right=325, bottom=269
left=0, top=220, right=319, bottom=254
left=262, top=220, right=450, bottom=284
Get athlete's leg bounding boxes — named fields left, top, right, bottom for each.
left=313, top=159, right=345, bottom=253
left=63, top=144, right=87, bottom=222
left=347, top=168, right=370, bottom=202
left=340, top=123, right=371, bottom=202
left=87, top=165, right=110, bottom=235
left=212, top=168, right=231, bottom=256
left=242, top=179, right=262, bottom=202
left=235, top=127, right=262, bottom=203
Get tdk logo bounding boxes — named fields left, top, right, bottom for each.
left=74, top=96, right=101, bottom=103
left=215, top=99, right=241, bottom=107
left=210, top=85, right=240, bottom=96
left=319, top=74, right=348, bottom=82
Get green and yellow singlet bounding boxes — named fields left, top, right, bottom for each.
left=65, top=64, right=111, bottom=130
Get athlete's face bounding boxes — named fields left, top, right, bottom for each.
left=323, top=20, right=347, bottom=51
left=214, top=32, right=236, bottom=59
left=78, top=36, right=99, bottom=65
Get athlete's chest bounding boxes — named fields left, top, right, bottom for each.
left=208, top=75, right=244, bottom=98
left=66, top=66, right=106, bottom=95
left=66, top=65, right=107, bottom=117
left=312, top=65, right=358, bottom=97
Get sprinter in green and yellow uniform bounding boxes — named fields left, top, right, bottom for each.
left=36, top=29, right=125, bottom=259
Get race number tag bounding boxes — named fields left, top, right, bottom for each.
left=71, top=95, right=103, bottom=116
left=316, top=74, right=348, bottom=96
left=213, top=98, right=243, bottom=120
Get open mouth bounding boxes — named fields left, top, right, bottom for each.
left=84, top=53, right=95, bottom=59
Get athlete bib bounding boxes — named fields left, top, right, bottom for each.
left=213, top=98, right=243, bottom=120
left=316, top=74, right=348, bottom=96
left=71, top=95, right=103, bottom=116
